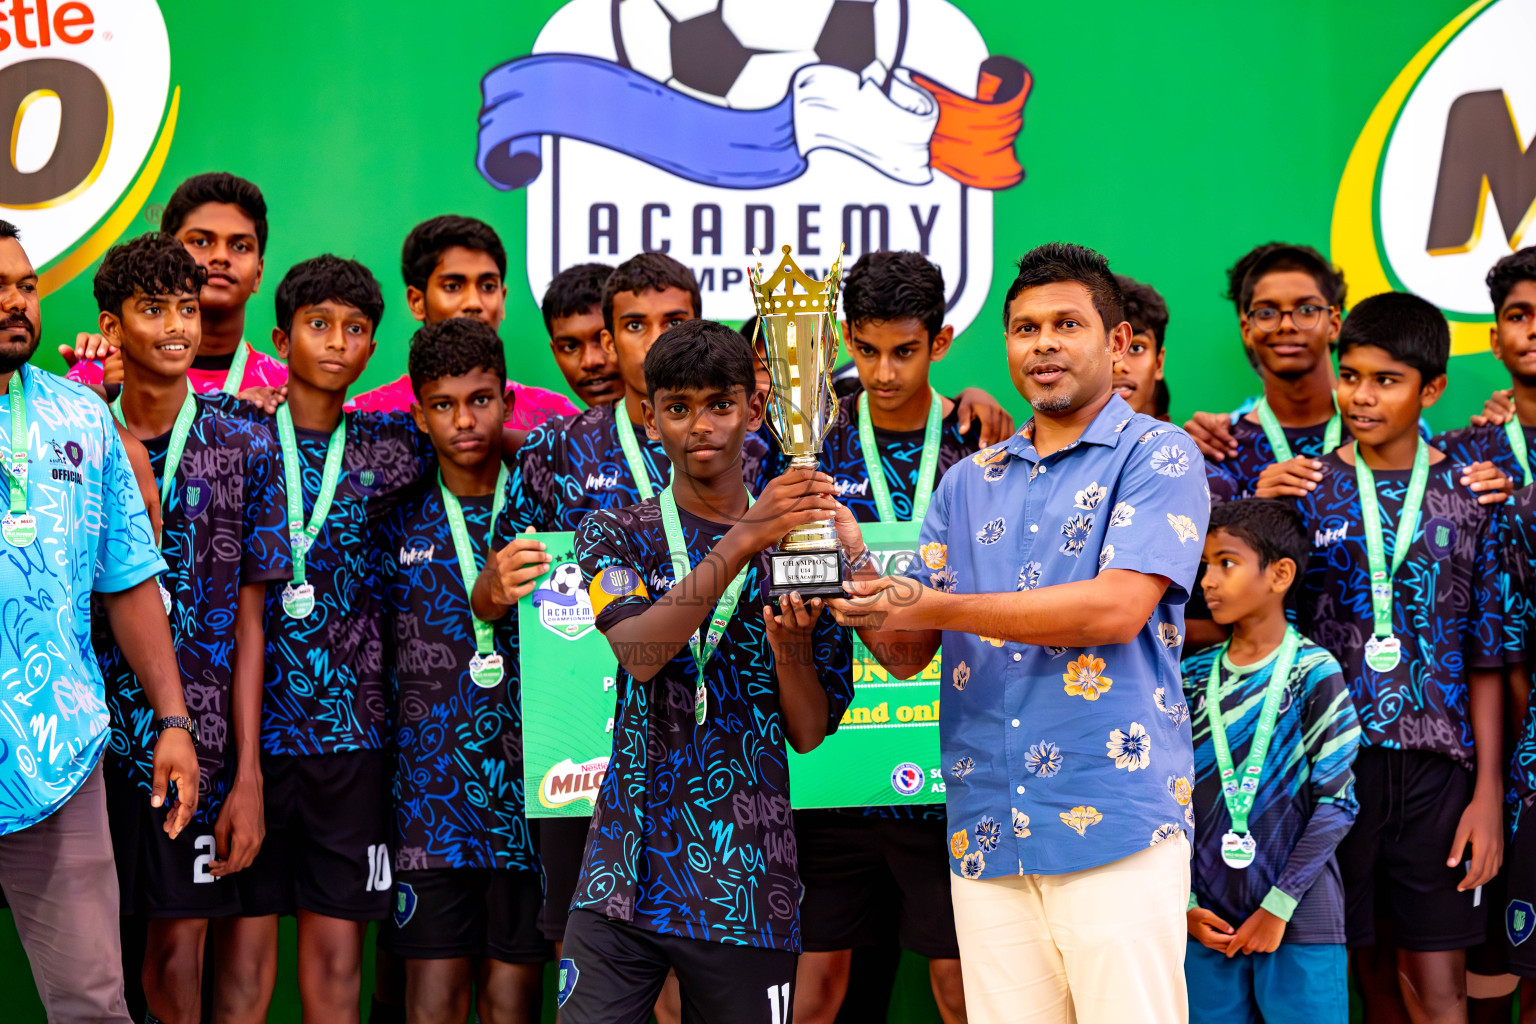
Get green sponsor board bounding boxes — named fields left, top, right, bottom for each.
left=519, top=523, right=943, bottom=817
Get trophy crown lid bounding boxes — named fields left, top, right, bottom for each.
left=749, top=244, right=845, bottom=318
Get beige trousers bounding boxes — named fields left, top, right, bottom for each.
left=949, top=833, right=1191, bottom=1024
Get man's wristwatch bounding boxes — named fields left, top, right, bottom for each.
left=156, top=715, right=199, bottom=743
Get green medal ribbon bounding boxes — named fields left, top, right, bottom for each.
left=2, top=365, right=35, bottom=547
left=1505, top=418, right=1532, bottom=487
left=657, top=485, right=754, bottom=725
left=112, top=388, right=198, bottom=510
left=858, top=389, right=943, bottom=524
left=275, top=406, right=347, bottom=619
left=614, top=401, right=656, bottom=500
left=220, top=341, right=250, bottom=396
left=1206, top=626, right=1301, bottom=869
left=1255, top=396, right=1342, bottom=463
left=1354, top=441, right=1431, bottom=673
left=440, top=466, right=509, bottom=687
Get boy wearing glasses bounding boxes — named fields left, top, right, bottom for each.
left=1199, top=244, right=1347, bottom=504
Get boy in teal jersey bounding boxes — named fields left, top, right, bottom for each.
left=1182, top=499, right=1360, bottom=1024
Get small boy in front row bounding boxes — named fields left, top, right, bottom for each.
left=557, top=320, right=853, bottom=1023
left=1293, top=292, right=1508, bottom=1021
left=1182, top=498, right=1361, bottom=1023
left=379, top=317, right=553, bottom=1023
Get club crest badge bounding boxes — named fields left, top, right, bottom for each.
left=532, top=560, right=597, bottom=639
left=477, top=0, right=1032, bottom=335
left=392, top=881, right=417, bottom=928
left=180, top=476, right=211, bottom=518
left=1509, top=899, right=1534, bottom=947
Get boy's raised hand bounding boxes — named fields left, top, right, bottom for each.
left=1460, top=461, right=1513, bottom=505
left=1469, top=388, right=1516, bottom=427
left=1185, top=907, right=1235, bottom=952
left=237, top=384, right=287, bottom=414
left=1224, top=907, right=1286, bottom=957
left=1253, top=456, right=1324, bottom=498
left=955, top=388, right=1015, bottom=447
left=486, top=534, right=553, bottom=611
left=1183, top=410, right=1239, bottom=462
left=730, top=466, right=840, bottom=552
left=59, top=331, right=123, bottom=383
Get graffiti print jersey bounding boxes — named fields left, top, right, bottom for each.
left=99, top=393, right=291, bottom=823
left=0, top=367, right=166, bottom=835
left=1205, top=415, right=1334, bottom=505
left=499, top=402, right=768, bottom=535
left=1183, top=639, right=1360, bottom=942
left=382, top=485, right=536, bottom=872
left=1294, top=452, right=1506, bottom=767
left=256, top=412, right=433, bottom=755
left=574, top=500, right=853, bottom=951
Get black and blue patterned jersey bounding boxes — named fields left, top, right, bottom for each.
left=1433, top=421, right=1536, bottom=488
left=1505, top=484, right=1536, bottom=835
left=1183, top=637, right=1360, bottom=943
left=255, top=412, right=433, bottom=756
left=1206, top=416, right=1334, bottom=505
left=1294, top=452, right=1507, bottom=768
left=98, top=392, right=291, bottom=823
left=381, top=483, right=536, bottom=873
left=499, top=401, right=770, bottom=536
left=574, top=499, right=854, bottom=951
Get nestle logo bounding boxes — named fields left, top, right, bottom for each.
left=0, top=1, right=95, bottom=50
left=398, top=545, right=435, bottom=567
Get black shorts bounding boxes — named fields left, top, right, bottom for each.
left=383, top=868, right=550, bottom=963
left=795, top=809, right=959, bottom=959
left=558, top=909, right=797, bottom=1024
left=1500, top=810, right=1536, bottom=977
left=538, top=816, right=591, bottom=942
left=106, top=767, right=241, bottom=920
left=236, top=749, right=392, bottom=920
left=1338, top=748, right=1489, bottom=951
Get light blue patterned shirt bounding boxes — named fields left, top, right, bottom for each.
left=905, top=393, right=1208, bottom=878
left=0, top=364, right=164, bottom=834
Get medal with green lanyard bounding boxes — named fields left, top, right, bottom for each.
left=275, top=406, right=347, bottom=619
left=1354, top=441, right=1431, bottom=673
left=1255, top=396, right=1342, bottom=462
left=221, top=342, right=250, bottom=396
left=858, top=388, right=942, bottom=523
left=1506, top=419, right=1532, bottom=487
left=2, top=365, right=35, bottom=546
left=440, top=466, right=509, bottom=688
left=657, top=485, right=754, bottom=725
left=1207, top=626, right=1301, bottom=869
left=112, top=388, right=198, bottom=615
left=614, top=402, right=657, bottom=500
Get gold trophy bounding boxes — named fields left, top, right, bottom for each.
left=750, top=244, right=847, bottom=600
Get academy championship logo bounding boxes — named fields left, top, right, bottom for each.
left=1332, top=0, right=1532, bottom=355
left=531, top=560, right=598, bottom=640
left=476, top=0, right=1031, bottom=332
left=540, top=755, right=610, bottom=810
left=0, top=0, right=176, bottom=293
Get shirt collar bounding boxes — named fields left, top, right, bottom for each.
left=1001, top=392, right=1138, bottom=462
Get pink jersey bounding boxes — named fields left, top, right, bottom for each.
left=345, top=373, right=578, bottom=430
left=66, top=341, right=290, bottom=394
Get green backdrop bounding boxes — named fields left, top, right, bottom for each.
left=3, top=0, right=1523, bottom=1020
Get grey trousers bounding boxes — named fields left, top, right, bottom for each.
left=0, top=763, right=131, bottom=1022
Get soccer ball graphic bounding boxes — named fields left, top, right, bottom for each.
left=618, top=0, right=889, bottom=110
left=548, top=562, right=585, bottom=597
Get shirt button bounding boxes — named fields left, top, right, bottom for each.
left=1029, top=524, right=1039, bottom=533
left=1011, top=718, right=1020, bottom=727
left=1016, top=785, right=1026, bottom=794
left=1038, top=465, right=1047, bottom=474
left=1012, top=652, right=1021, bottom=662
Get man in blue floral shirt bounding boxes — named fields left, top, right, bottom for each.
left=833, top=243, right=1208, bottom=1024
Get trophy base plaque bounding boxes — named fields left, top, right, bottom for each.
left=769, top=510, right=847, bottom=601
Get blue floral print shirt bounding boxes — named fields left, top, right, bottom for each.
left=904, top=394, right=1208, bottom=879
